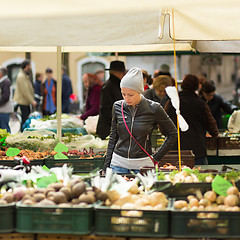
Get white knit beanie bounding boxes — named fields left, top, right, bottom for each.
left=120, top=67, right=144, bottom=94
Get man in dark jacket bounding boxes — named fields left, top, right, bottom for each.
left=96, top=61, right=126, bottom=140
left=62, top=66, right=73, bottom=114
left=165, top=75, right=218, bottom=165
left=200, top=80, right=238, bottom=129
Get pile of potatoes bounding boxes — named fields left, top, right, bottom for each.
left=0, top=180, right=108, bottom=207
left=106, top=188, right=169, bottom=211
left=174, top=186, right=240, bottom=212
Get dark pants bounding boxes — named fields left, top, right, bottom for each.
left=62, top=100, right=70, bottom=114
left=195, top=156, right=208, bottom=165
left=19, top=105, right=30, bottom=132
left=43, top=110, right=55, bottom=117
left=0, top=113, right=10, bottom=133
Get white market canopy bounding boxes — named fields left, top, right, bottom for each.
left=0, top=0, right=240, bottom=53
left=2, top=0, right=240, bottom=139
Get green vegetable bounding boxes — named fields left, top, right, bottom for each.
left=0, top=129, right=9, bottom=139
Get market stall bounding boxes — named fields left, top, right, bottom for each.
left=0, top=1, right=240, bottom=239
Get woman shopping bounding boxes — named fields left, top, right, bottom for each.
left=79, top=73, right=103, bottom=121
left=104, top=67, right=177, bottom=174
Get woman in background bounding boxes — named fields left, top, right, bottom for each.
left=80, top=73, right=103, bottom=121
left=41, top=68, right=57, bottom=116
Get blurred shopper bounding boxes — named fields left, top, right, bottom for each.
left=14, top=59, right=36, bottom=131
left=79, top=73, right=103, bottom=120
left=94, top=68, right=105, bottom=82
left=62, top=66, right=73, bottom=114
left=165, top=74, right=218, bottom=165
left=0, top=67, right=13, bottom=132
left=197, top=73, right=207, bottom=91
left=200, top=80, right=237, bottom=129
left=34, top=73, right=43, bottom=111
left=142, top=70, right=152, bottom=91
left=41, top=68, right=57, bottom=116
left=96, top=60, right=126, bottom=140
left=159, top=64, right=171, bottom=76
left=143, top=75, right=172, bottom=108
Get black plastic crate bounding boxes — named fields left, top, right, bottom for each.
left=16, top=205, right=93, bottom=234
left=0, top=159, right=44, bottom=168
left=94, top=206, right=170, bottom=237
left=171, top=209, right=240, bottom=238
left=0, top=203, right=15, bottom=233
left=44, top=155, right=105, bottom=173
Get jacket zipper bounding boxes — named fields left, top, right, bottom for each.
left=127, top=106, right=138, bottom=158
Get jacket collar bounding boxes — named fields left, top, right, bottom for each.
left=109, top=74, right=121, bottom=83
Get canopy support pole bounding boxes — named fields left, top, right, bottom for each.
left=57, top=46, right=62, bottom=141
left=172, top=9, right=182, bottom=171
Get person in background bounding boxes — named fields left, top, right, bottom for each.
left=0, top=67, right=13, bottom=132
left=62, top=66, right=73, bottom=114
left=96, top=60, right=126, bottom=140
left=197, top=73, right=207, bottom=91
left=165, top=74, right=219, bottom=165
left=143, top=75, right=172, bottom=108
left=14, top=59, right=36, bottom=131
left=159, top=64, right=171, bottom=76
left=200, top=80, right=238, bottom=129
left=34, top=73, right=43, bottom=111
left=142, top=70, right=152, bottom=91
left=79, top=73, right=103, bottom=121
left=41, top=68, right=57, bottom=116
left=104, top=67, right=177, bottom=173
left=94, top=68, right=105, bottom=82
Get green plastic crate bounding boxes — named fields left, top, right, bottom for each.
left=171, top=209, right=240, bottom=238
left=16, top=205, right=93, bottom=234
left=0, top=203, right=15, bottom=233
left=44, top=155, right=105, bottom=173
left=94, top=206, right=170, bottom=237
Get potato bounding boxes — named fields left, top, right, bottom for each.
left=72, top=182, right=86, bottom=198
left=37, top=199, right=55, bottom=206
left=216, top=195, right=225, bottom=205
left=227, top=186, right=239, bottom=196
left=0, top=199, right=8, bottom=204
left=33, top=193, right=45, bottom=202
left=204, top=191, right=217, bottom=203
left=224, top=194, right=239, bottom=207
left=52, top=192, right=68, bottom=204
left=59, top=186, right=72, bottom=201
left=174, top=200, right=188, bottom=209
left=22, top=199, right=35, bottom=205
left=2, top=193, right=14, bottom=203
left=48, top=182, right=64, bottom=191
left=199, top=198, right=211, bottom=207
left=189, top=198, right=199, bottom=208
left=128, top=183, right=139, bottom=194
left=107, top=190, right=120, bottom=203
left=187, top=195, right=196, bottom=202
